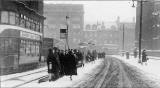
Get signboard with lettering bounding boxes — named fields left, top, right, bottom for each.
left=20, top=31, right=41, bottom=40
left=60, top=29, right=67, bottom=39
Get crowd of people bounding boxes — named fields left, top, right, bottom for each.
left=46, top=47, right=105, bottom=81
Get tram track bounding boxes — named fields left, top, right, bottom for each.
left=73, top=56, right=159, bottom=88
left=12, top=75, right=48, bottom=88
left=1, top=69, right=47, bottom=82
left=72, top=58, right=110, bottom=87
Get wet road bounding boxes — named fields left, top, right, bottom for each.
left=73, top=56, right=159, bottom=88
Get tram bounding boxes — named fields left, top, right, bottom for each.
left=0, top=25, right=43, bottom=75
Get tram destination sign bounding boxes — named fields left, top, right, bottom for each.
left=20, top=31, right=41, bottom=40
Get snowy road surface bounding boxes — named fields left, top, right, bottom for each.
left=73, top=56, right=160, bottom=88
left=2, top=56, right=160, bottom=88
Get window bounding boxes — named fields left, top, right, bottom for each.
left=36, top=22, right=40, bottom=32
left=19, top=14, right=25, bottom=27
left=9, top=12, right=16, bottom=25
left=33, top=22, right=36, bottom=31
left=20, top=40, right=26, bottom=55
left=40, top=23, right=43, bottom=33
left=1, top=11, right=9, bottom=23
left=26, top=41, right=30, bottom=56
left=30, top=20, right=34, bottom=30
left=15, top=13, right=20, bottom=25
left=0, top=38, right=5, bottom=54
left=35, top=42, right=40, bottom=56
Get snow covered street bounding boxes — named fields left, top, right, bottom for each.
left=73, top=56, right=160, bottom=88
left=1, top=56, right=160, bottom=88
left=112, top=55, right=160, bottom=87
left=1, top=59, right=103, bottom=88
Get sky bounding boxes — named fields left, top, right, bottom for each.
left=44, top=1, right=136, bottom=23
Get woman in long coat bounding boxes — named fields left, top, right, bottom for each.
left=64, top=50, right=77, bottom=80
left=47, top=48, right=59, bottom=81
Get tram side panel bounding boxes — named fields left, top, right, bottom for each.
left=0, top=29, right=42, bottom=75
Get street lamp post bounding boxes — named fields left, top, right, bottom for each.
left=122, top=24, right=125, bottom=56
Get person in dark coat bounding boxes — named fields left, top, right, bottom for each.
left=134, top=48, right=138, bottom=58
left=63, top=50, right=68, bottom=75
left=47, top=48, right=59, bottom=81
left=142, top=49, right=148, bottom=65
left=65, top=50, right=77, bottom=80
left=59, top=50, right=65, bottom=75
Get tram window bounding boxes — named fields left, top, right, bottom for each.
left=0, top=38, right=5, bottom=53
left=36, top=42, right=40, bottom=56
left=36, top=23, right=40, bottom=32
left=9, top=12, right=16, bottom=25
left=20, top=19, right=25, bottom=27
left=1, top=11, right=9, bottom=24
left=40, top=23, right=42, bottom=33
left=15, top=13, right=20, bottom=25
left=33, top=22, right=36, bottom=31
left=19, top=14, right=25, bottom=27
left=30, top=20, right=34, bottom=30
left=26, top=20, right=30, bottom=29
left=20, top=40, right=26, bottom=55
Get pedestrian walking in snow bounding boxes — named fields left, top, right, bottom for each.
left=134, top=48, right=138, bottom=58
left=142, top=49, right=148, bottom=65
left=126, top=52, right=130, bottom=59
left=64, top=50, right=77, bottom=80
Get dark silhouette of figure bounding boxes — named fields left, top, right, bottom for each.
left=47, top=48, right=59, bottom=81
left=142, top=50, right=148, bottom=65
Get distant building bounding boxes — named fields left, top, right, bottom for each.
left=85, top=21, right=118, bottom=31
left=44, top=4, right=84, bottom=49
left=82, top=20, right=120, bottom=52
left=118, top=22, right=136, bottom=52
left=136, top=1, right=160, bottom=50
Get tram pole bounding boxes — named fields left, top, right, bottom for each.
left=138, top=0, right=143, bottom=63
left=66, top=16, right=70, bottom=50
left=122, top=24, right=125, bottom=56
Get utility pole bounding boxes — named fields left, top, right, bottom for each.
left=122, top=24, right=125, bottom=56
left=138, top=0, right=143, bottom=63
left=66, top=16, right=70, bottom=50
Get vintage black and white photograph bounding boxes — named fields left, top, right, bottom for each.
left=0, top=0, right=160, bottom=88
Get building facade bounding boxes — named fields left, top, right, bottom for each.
left=0, top=0, right=45, bottom=75
left=135, top=1, right=160, bottom=50
left=82, top=21, right=120, bottom=53
left=118, top=22, right=136, bottom=52
left=44, top=4, right=84, bottom=49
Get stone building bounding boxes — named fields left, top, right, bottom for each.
left=136, top=1, right=160, bottom=50
left=44, top=4, right=84, bottom=49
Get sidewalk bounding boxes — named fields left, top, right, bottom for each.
left=112, top=55, right=160, bottom=86
left=20, top=59, right=103, bottom=87
left=1, top=59, right=103, bottom=88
